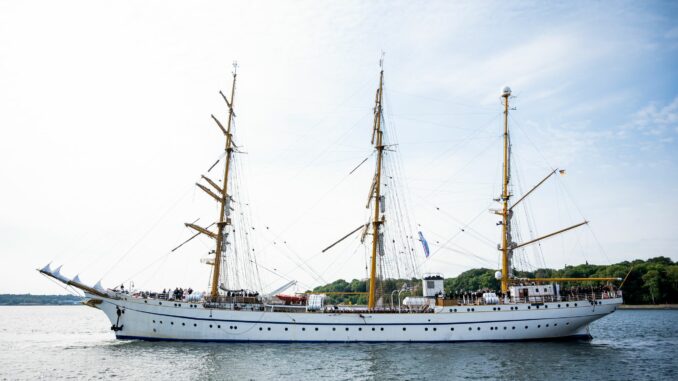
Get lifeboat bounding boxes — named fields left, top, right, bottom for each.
left=276, top=294, right=308, bottom=305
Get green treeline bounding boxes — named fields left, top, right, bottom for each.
left=311, top=257, right=678, bottom=305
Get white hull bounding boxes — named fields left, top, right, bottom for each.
left=89, top=293, right=621, bottom=342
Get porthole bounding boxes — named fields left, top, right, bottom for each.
left=566, top=322, right=570, bottom=325
left=234, top=326, right=237, bottom=330
left=546, top=324, right=549, bottom=327
left=566, top=304, right=569, bottom=307
left=536, top=305, right=539, bottom=309
left=490, top=327, right=494, bottom=330
left=259, top=327, right=263, bottom=331
left=302, top=328, right=306, bottom=331
left=454, top=309, right=458, bottom=312
left=193, top=323, right=197, bottom=327
left=372, top=327, right=376, bottom=331
left=182, top=323, right=185, bottom=326
left=545, top=305, right=548, bottom=308
left=477, top=327, right=480, bottom=331
left=209, top=324, right=212, bottom=328
left=332, top=327, right=336, bottom=331
left=153, top=320, right=156, bottom=323
left=402, top=327, right=406, bottom=331
left=503, top=327, right=507, bottom=330
left=229, top=326, right=233, bottom=329
left=528, top=306, right=531, bottom=310
left=218, top=325, right=221, bottom=329
left=153, top=328, right=156, bottom=332
left=512, top=326, right=516, bottom=330
left=171, top=322, right=174, bottom=325
left=554, top=323, right=558, bottom=326
left=144, top=300, right=148, bottom=304
left=451, top=327, right=455, bottom=331
left=449, top=308, right=453, bottom=312
left=160, top=321, right=163, bottom=324
left=497, top=307, right=501, bottom=311
left=315, top=327, right=319, bottom=331
left=267, top=327, right=271, bottom=331
left=380, top=328, right=384, bottom=331
left=525, top=326, right=528, bottom=329
left=467, top=308, right=470, bottom=312
left=575, top=303, right=578, bottom=307
left=346, top=327, right=349, bottom=331
left=471, top=308, right=475, bottom=312
left=159, top=302, right=162, bottom=305
left=433, top=328, right=437, bottom=331
left=537, top=325, right=541, bottom=328
left=492, top=307, right=496, bottom=311
left=558, top=304, right=561, bottom=308
left=425, top=328, right=429, bottom=331
left=358, top=328, right=362, bottom=331
left=468, top=327, right=472, bottom=331
left=285, top=327, right=288, bottom=331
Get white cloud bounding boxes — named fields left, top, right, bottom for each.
left=622, top=96, right=678, bottom=140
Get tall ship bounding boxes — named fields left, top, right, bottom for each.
left=39, top=62, right=623, bottom=342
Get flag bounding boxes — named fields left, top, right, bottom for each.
left=418, top=231, right=430, bottom=258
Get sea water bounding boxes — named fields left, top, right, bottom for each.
left=0, top=306, right=676, bottom=380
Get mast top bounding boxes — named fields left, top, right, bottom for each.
left=501, top=86, right=512, bottom=97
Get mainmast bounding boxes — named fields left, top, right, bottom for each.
left=500, top=86, right=512, bottom=293
left=210, top=64, right=238, bottom=300
left=367, top=64, right=385, bottom=310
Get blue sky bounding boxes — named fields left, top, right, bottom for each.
left=0, top=1, right=676, bottom=294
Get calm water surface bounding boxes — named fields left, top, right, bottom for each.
left=0, top=306, right=675, bottom=380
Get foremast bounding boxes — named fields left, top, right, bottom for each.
left=368, top=65, right=385, bottom=310
left=185, top=64, right=239, bottom=301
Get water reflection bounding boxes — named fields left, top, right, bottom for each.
left=1, top=307, right=676, bottom=380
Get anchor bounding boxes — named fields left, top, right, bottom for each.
left=111, top=306, right=125, bottom=332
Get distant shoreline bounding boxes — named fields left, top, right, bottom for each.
left=2, top=294, right=676, bottom=309
left=0, top=294, right=83, bottom=306
left=619, top=304, right=678, bottom=310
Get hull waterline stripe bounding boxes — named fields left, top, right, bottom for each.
left=114, top=334, right=594, bottom=344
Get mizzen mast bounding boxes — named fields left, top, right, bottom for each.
left=367, top=62, right=385, bottom=310
left=500, top=86, right=512, bottom=293
left=497, top=86, right=619, bottom=290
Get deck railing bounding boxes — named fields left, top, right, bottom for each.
left=450, top=290, right=622, bottom=306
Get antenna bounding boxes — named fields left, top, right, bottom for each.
left=379, top=51, right=385, bottom=69
left=232, top=61, right=238, bottom=75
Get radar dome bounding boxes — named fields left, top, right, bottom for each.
left=501, top=86, right=512, bottom=97
left=495, top=271, right=502, bottom=280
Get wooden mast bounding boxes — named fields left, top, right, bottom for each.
left=500, top=87, right=511, bottom=293
left=368, top=65, right=385, bottom=310
left=210, top=63, right=238, bottom=301
left=497, top=88, right=618, bottom=289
